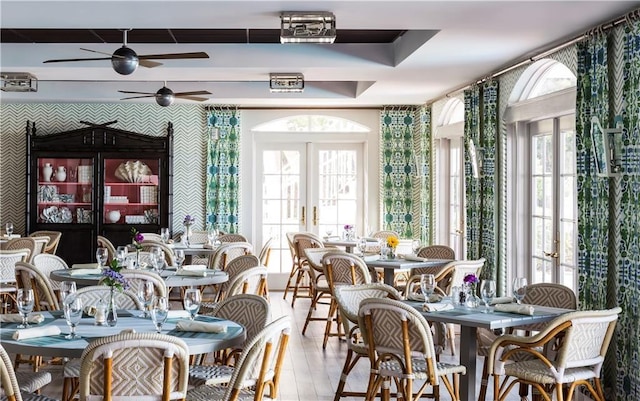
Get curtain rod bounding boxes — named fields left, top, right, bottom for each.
left=438, top=7, right=638, bottom=100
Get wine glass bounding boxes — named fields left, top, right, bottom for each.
left=16, top=289, right=34, bottom=329
left=150, top=296, right=169, bottom=333
left=411, top=239, right=421, bottom=254
left=183, top=288, right=201, bottom=321
left=96, top=247, right=108, bottom=269
left=161, top=227, right=170, bottom=243
left=207, top=228, right=218, bottom=245
left=59, top=281, right=77, bottom=305
left=155, top=250, right=166, bottom=272
left=5, top=222, right=13, bottom=237
left=115, top=246, right=128, bottom=265
left=64, top=296, right=83, bottom=339
left=480, top=279, right=496, bottom=313
left=325, top=228, right=333, bottom=238
left=137, top=281, right=155, bottom=318
left=149, top=246, right=161, bottom=271
left=357, top=238, right=368, bottom=255
left=512, top=277, right=528, bottom=304
left=175, top=249, right=185, bottom=269
left=420, top=274, right=436, bottom=303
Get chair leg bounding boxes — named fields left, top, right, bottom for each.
left=333, top=350, right=361, bottom=401
left=478, top=357, right=489, bottom=401
left=302, top=288, right=323, bottom=335
left=282, top=264, right=298, bottom=301
left=322, top=298, right=340, bottom=349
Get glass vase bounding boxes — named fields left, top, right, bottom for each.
left=107, top=286, right=118, bottom=327
left=464, top=284, right=479, bottom=308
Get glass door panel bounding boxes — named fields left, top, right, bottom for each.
left=37, top=157, right=93, bottom=224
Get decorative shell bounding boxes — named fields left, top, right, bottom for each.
left=114, top=161, right=152, bottom=183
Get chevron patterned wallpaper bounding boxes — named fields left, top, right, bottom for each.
left=0, top=103, right=209, bottom=236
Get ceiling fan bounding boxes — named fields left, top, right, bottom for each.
left=43, top=29, right=209, bottom=75
left=118, top=83, right=211, bottom=107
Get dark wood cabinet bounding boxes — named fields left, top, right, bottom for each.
left=26, top=121, right=173, bottom=265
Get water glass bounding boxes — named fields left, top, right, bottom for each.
left=411, top=239, right=421, bottom=254
left=16, top=289, right=34, bottom=329
left=137, top=281, right=155, bottom=318
left=450, top=286, right=461, bottom=307
left=64, top=297, right=83, bottom=339
left=183, top=288, right=201, bottom=320
left=160, top=227, right=170, bottom=243
left=175, top=249, right=185, bottom=269
left=5, top=222, right=13, bottom=237
left=150, top=296, right=169, bottom=333
left=420, top=274, right=436, bottom=303
left=380, top=243, right=390, bottom=259
left=512, top=277, right=528, bottom=304
left=357, top=238, right=367, bottom=254
left=115, top=246, right=128, bottom=265
left=96, top=247, right=108, bottom=268
left=207, top=228, right=218, bottom=245
left=59, top=281, right=77, bottom=305
left=480, top=279, right=496, bottom=313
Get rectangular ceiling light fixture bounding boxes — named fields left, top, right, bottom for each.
left=280, top=12, right=336, bottom=43
left=270, top=73, right=305, bottom=93
left=0, top=72, right=38, bottom=92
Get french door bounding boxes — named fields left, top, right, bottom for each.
left=528, top=115, right=577, bottom=289
left=255, top=141, right=364, bottom=280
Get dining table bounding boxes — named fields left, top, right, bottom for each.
left=0, top=310, right=245, bottom=359
left=364, top=257, right=451, bottom=286
left=404, top=299, right=573, bottom=401
left=49, top=268, right=228, bottom=289
left=170, top=243, right=219, bottom=264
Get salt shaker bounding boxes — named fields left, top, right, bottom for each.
left=94, top=299, right=107, bottom=325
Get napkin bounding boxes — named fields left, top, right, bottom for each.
left=0, top=313, right=45, bottom=324
left=182, top=265, right=207, bottom=271
left=422, top=303, right=454, bottom=312
left=494, top=303, right=535, bottom=315
left=71, top=263, right=99, bottom=269
left=12, top=326, right=62, bottom=340
left=175, top=320, right=227, bottom=333
left=175, top=269, right=207, bottom=277
left=403, top=255, right=428, bottom=262
left=363, top=254, right=381, bottom=262
left=167, top=310, right=191, bottom=319
left=407, top=293, right=443, bottom=303
left=490, top=297, right=514, bottom=305
left=69, top=268, right=102, bottom=276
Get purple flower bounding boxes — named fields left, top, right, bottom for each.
left=135, top=233, right=144, bottom=242
left=102, top=268, right=129, bottom=291
left=463, top=274, right=479, bottom=284
left=184, top=215, right=196, bottom=225
left=344, top=224, right=353, bottom=230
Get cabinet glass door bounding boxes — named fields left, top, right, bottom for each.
left=103, top=159, right=160, bottom=225
left=37, top=158, right=94, bottom=224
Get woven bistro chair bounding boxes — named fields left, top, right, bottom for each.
left=226, top=267, right=269, bottom=300
left=0, top=344, right=58, bottom=401
left=218, top=234, right=248, bottom=243
left=28, top=230, right=62, bottom=255
left=215, top=254, right=261, bottom=303
left=257, top=237, right=273, bottom=267
left=78, top=332, right=190, bottom=401
left=489, top=307, right=621, bottom=401
left=140, top=240, right=176, bottom=267
left=208, top=242, right=254, bottom=271
left=2, top=238, right=37, bottom=263
left=0, top=249, right=30, bottom=313
left=416, top=245, right=456, bottom=260
left=32, top=253, right=68, bottom=294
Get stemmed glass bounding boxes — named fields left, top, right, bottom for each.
left=16, top=289, right=34, bottom=329
left=480, top=279, right=496, bottom=313
left=59, top=281, right=77, bottom=305
left=115, top=246, right=128, bottom=266
left=512, top=277, right=528, bottom=304
left=412, top=239, right=421, bottom=255
left=207, top=228, right=218, bottom=245
left=137, top=281, right=155, bottom=318
left=175, top=249, right=185, bottom=269
left=150, top=296, right=169, bottom=333
left=5, top=222, right=14, bottom=237
left=357, top=238, right=367, bottom=255
left=161, top=228, right=171, bottom=244
left=64, top=296, right=83, bottom=339
left=183, top=288, right=201, bottom=321
left=420, top=274, right=436, bottom=304
left=96, top=247, right=108, bottom=269
left=155, top=250, right=166, bottom=272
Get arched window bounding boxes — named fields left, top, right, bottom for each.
left=509, top=59, right=576, bottom=103
left=253, top=115, right=370, bottom=132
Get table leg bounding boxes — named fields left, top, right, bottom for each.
left=459, top=325, right=478, bottom=401
left=383, top=269, right=394, bottom=286
left=345, top=246, right=354, bottom=253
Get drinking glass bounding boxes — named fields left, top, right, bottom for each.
left=150, top=296, right=169, bottom=333
left=16, top=289, right=34, bottom=329
left=207, top=228, right=218, bottom=245
left=420, top=274, right=436, bottom=303
left=115, top=246, right=128, bottom=265
left=160, top=227, right=170, bottom=243
left=149, top=246, right=161, bottom=271
left=64, top=296, right=83, bottom=339
left=512, top=277, right=528, bottom=304
left=325, top=229, right=333, bottom=238
left=5, top=222, right=13, bottom=237
left=155, top=250, right=166, bottom=272
left=175, top=249, right=185, bottom=269
left=380, top=243, right=390, bottom=259
left=137, top=281, right=155, bottom=318
left=411, top=239, right=421, bottom=254
left=183, top=288, right=201, bottom=320
left=480, top=279, right=496, bottom=313
left=59, top=281, right=77, bottom=305
left=357, top=238, right=367, bottom=255
left=96, top=247, right=108, bottom=269
left=450, top=286, right=461, bottom=308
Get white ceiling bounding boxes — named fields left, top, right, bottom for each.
left=1, top=0, right=639, bottom=108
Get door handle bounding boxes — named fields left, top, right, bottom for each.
left=301, top=206, right=306, bottom=225
left=544, top=251, right=559, bottom=259
left=455, top=229, right=464, bottom=235
left=313, top=206, right=318, bottom=226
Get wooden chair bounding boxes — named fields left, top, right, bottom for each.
left=215, top=254, right=261, bottom=302
left=489, top=307, right=621, bottom=401
left=78, top=332, right=190, bottom=401
left=358, top=298, right=466, bottom=401
left=257, top=236, right=273, bottom=267
left=208, top=242, right=254, bottom=271
left=32, top=253, right=68, bottom=294
left=29, top=230, right=62, bottom=254
left=0, top=249, right=29, bottom=313
left=186, top=316, right=291, bottom=401
left=283, top=232, right=323, bottom=307
left=226, top=266, right=268, bottom=300
left=0, top=344, right=58, bottom=401
left=96, top=235, right=116, bottom=263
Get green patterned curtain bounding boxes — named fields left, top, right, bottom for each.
left=464, top=87, right=481, bottom=260
left=206, top=106, right=240, bottom=233
left=380, top=106, right=420, bottom=238
left=416, top=105, right=432, bottom=244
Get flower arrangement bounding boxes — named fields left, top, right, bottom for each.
left=386, top=236, right=400, bottom=249
left=184, top=214, right=196, bottom=226
left=131, top=227, right=144, bottom=251
left=343, top=224, right=353, bottom=231
left=463, top=273, right=479, bottom=285
left=102, top=259, right=129, bottom=292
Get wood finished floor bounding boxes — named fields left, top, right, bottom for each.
left=17, top=291, right=521, bottom=401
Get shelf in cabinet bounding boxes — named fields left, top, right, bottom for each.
left=104, top=203, right=158, bottom=206
left=38, top=182, right=92, bottom=185
left=105, top=182, right=158, bottom=186
left=38, top=202, right=92, bottom=206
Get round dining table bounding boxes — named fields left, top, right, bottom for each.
left=49, top=268, right=228, bottom=288
left=0, top=310, right=245, bottom=359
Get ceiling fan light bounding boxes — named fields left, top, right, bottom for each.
left=111, top=47, right=139, bottom=75
left=280, top=12, right=336, bottom=43
left=155, top=86, right=175, bottom=107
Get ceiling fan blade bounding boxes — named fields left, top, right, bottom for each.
left=118, top=90, right=155, bottom=95
left=80, top=48, right=115, bottom=57
left=173, top=91, right=212, bottom=96
left=120, top=95, right=156, bottom=100
left=138, top=52, right=209, bottom=60
left=176, top=95, right=210, bottom=102
left=138, top=59, right=163, bottom=68
left=43, top=56, right=112, bottom=64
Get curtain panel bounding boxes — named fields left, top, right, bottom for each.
left=206, top=106, right=240, bottom=234
left=464, top=87, right=482, bottom=260
left=417, top=105, right=432, bottom=244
